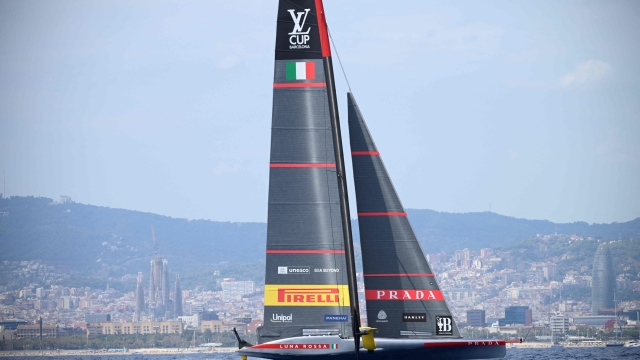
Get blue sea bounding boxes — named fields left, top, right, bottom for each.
left=4, top=347, right=640, bottom=360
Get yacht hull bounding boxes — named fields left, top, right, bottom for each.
left=238, top=335, right=506, bottom=359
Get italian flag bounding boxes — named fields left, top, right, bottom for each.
left=286, top=61, right=315, bottom=80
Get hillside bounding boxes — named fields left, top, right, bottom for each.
left=0, top=196, right=266, bottom=279
left=403, top=209, right=640, bottom=253
left=1, top=196, right=639, bottom=278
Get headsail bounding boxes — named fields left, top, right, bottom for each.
left=348, top=93, right=461, bottom=339
left=259, top=0, right=354, bottom=343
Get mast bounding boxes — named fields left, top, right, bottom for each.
left=315, top=0, right=361, bottom=335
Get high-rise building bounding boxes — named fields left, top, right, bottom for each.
left=592, top=243, right=615, bottom=315
left=498, top=306, right=532, bottom=326
left=467, top=309, right=486, bottom=328
left=174, top=274, right=182, bottom=317
left=134, top=272, right=145, bottom=322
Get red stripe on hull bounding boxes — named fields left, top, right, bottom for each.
left=423, top=340, right=506, bottom=348
left=358, top=212, right=407, bottom=216
left=270, top=163, right=336, bottom=168
left=273, top=82, right=326, bottom=88
left=267, top=250, right=345, bottom=254
left=351, top=151, right=380, bottom=155
left=251, top=343, right=338, bottom=349
left=365, top=289, right=444, bottom=300
left=364, top=273, right=434, bottom=277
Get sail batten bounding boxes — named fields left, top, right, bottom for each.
left=348, top=92, right=460, bottom=339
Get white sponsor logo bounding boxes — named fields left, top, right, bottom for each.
left=376, top=310, right=388, bottom=323
left=287, top=9, right=311, bottom=48
left=271, top=313, right=293, bottom=323
left=278, top=266, right=310, bottom=274
left=436, top=316, right=453, bottom=335
left=314, top=268, right=340, bottom=273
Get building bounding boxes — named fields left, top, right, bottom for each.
left=592, top=243, right=615, bottom=315
left=85, top=314, right=111, bottom=324
left=550, top=316, right=570, bottom=334
left=201, top=320, right=223, bottom=333
left=16, top=324, right=58, bottom=338
left=174, top=274, right=182, bottom=317
left=221, top=279, right=255, bottom=301
left=102, top=321, right=183, bottom=335
left=223, top=322, right=247, bottom=335
left=87, top=323, right=103, bottom=335
left=499, top=306, right=532, bottom=326
left=147, top=227, right=174, bottom=320
left=179, top=314, right=200, bottom=329
left=572, top=316, right=616, bottom=328
left=467, top=310, right=486, bottom=328
left=248, top=320, right=263, bottom=334
left=201, top=311, right=219, bottom=321
left=480, top=248, right=493, bottom=258
left=134, top=272, right=145, bottom=322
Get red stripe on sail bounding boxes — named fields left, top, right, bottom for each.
left=365, top=290, right=444, bottom=301
left=315, top=0, right=331, bottom=57
left=423, top=340, right=506, bottom=348
left=270, top=163, right=336, bottom=168
left=306, top=62, right=315, bottom=80
left=358, top=212, right=407, bottom=216
left=273, top=82, right=326, bottom=88
left=351, top=151, right=380, bottom=156
left=266, top=250, right=345, bottom=254
left=364, top=274, right=434, bottom=277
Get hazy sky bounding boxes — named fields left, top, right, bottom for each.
left=1, top=0, right=638, bottom=224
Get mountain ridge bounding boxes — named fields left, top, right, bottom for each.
left=1, top=196, right=638, bottom=277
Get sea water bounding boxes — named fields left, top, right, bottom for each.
left=4, top=347, right=640, bottom=359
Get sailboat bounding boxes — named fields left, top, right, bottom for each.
left=237, top=1, right=508, bottom=359
left=605, top=287, right=623, bottom=347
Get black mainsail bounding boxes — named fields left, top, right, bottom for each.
left=348, top=93, right=461, bottom=339
left=258, top=0, right=358, bottom=344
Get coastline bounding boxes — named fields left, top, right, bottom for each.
left=0, top=347, right=238, bottom=357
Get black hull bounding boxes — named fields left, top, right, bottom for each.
left=238, top=335, right=506, bottom=359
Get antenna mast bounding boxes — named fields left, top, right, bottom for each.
left=151, top=225, right=157, bottom=254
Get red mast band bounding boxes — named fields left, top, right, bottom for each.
left=273, top=83, right=326, bottom=88
left=270, top=163, right=336, bottom=168
left=364, top=273, right=434, bottom=277
left=315, top=0, right=331, bottom=57
left=358, top=212, right=407, bottom=216
left=267, top=250, right=345, bottom=254
left=352, top=151, right=380, bottom=156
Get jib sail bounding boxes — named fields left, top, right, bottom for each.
left=348, top=92, right=460, bottom=339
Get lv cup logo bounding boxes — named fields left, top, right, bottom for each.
left=288, top=9, right=311, bottom=46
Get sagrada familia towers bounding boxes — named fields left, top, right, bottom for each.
left=133, top=226, right=183, bottom=321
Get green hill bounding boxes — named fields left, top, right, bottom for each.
left=1, top=196, right=638, bottom=278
